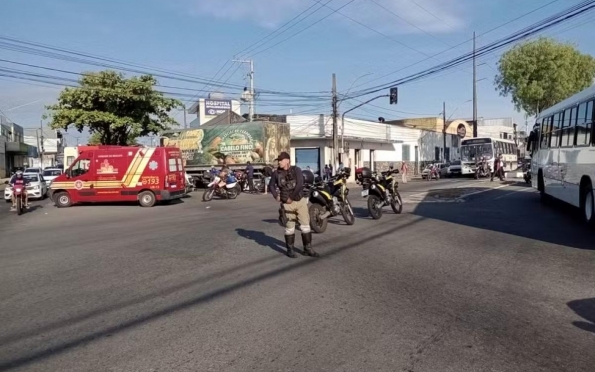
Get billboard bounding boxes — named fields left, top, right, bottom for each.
left=161, top=122, right=290, bottom=167
left=204, top=100, right=231, bottom=116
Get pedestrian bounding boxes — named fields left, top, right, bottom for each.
left=491, top=154, right=504, bottom=182
left=324, top=165, right=330, bottom=181
left=246, top=161, right=255, bottom=193
left=400, top=161, right=408, bottom=183
left=270, top=152, right=319, bottom=259
left=263, top=163, right=273, bottom=195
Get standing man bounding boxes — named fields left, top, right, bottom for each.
left=270, top=152, right=319, bottom=259
left=246, top=161, right=255, bottom=193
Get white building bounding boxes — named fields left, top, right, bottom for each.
left=284, top=114, right=472, bottom=181
left=187, top=94, right=242, bottom=127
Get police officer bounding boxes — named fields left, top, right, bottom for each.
left=270, top=152, right=319, bottom=259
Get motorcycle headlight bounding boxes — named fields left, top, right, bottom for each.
left=371, top=184, right=376, bottom=190
left=312, top=191, right=319, bottom=197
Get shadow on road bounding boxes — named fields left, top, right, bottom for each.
left=352, top=206, right=369, bottom=218
left=567, top=298, right=595, bottom=333
left=412, top=186, right=595, bottom=250
left=236, top=228, right=291, bottom=256
left=0, top=217, right=424, bottom=371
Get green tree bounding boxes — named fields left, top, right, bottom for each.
left=495, top=38, right=595, bottom=116
left=87, top=132, right=139, bottom=146
left=46, top=71, right=182, bottom=145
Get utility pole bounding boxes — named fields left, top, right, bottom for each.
left=233, top=59, right=255, bottom=122
left=40, top=119, right=45, bottom=169
left=183, top=103, right=187, bottom=128
left=443, top=101, right=447, bottom=162
left=332, top=73, right=338, bottom=171
left=472, top=31, right=478, bottom=138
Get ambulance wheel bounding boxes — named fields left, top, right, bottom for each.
left=54, top=192, right=72, bottom=208
left=139, top=191, right=156, bottom=207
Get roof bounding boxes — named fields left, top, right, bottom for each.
left=538, top=84, right=595, bottom=119
left=202, top=111, right=246, bottom=126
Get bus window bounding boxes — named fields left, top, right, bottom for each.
left=576, top=100, right=593, bottom=146
left=561, top=108, right=574, bottom=147
left=551, top=113, right=562, bottom=148
left=541, top=117, right=551, bottom=149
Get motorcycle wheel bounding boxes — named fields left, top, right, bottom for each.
left=202, top=189, right=214, bottom=202
left=309, top=203, right=328, bottom=233
left=227, top=187, right=238, bottom=200
left=340, top=199, right=355, bottom=225
left=367, top=195, right=383, bottom=220
left=16, top=197, right=22, bottom=216
left=475, top=171, right=479, bottom=179
left=391, top=190, right=403, bottom=214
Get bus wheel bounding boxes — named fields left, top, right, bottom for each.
left=139, top=191, right=156, bottom=207
left=581, top=181, right=594, bottom=225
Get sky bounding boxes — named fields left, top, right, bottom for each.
left=1, top=0, right=595, bottom=145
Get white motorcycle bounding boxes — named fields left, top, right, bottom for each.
left=202, top=175, right=239, bottom=201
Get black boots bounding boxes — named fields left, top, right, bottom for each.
left=284, top=234, right=297, bottom=258
left=301, top=232, right=319, bottom=258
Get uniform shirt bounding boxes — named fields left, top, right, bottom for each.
left=270, top=166, right=303, bottom=202
left=246, top=164, right=254, bottom=178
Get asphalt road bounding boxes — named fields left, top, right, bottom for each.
left=1, top=178, right=594, bottom=372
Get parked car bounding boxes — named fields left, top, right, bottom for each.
left=24, top=167, right=42, bottom=174
left=447, top=160, right=462, bottom=177
left=4, top=173, right=48, bottom=202
left=42, top=168, right=63, bottom=188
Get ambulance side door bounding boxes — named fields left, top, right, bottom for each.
left=67, top=152, right=97, bottom=201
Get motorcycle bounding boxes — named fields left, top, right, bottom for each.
left=361, top=168, right=403, bottom=220
left=474, top=159, right=490, bottom=179
left=307, top=168, right=355, bottom=233
left=202, top=175, right=239, bottom=201
left=425, top=166, right=440, bottom=181
left=12, top=184, right=27, bottom=215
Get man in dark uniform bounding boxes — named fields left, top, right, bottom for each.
left=269, top=152, right=319, bottom=259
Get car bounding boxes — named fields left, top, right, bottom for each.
left=42, top=168, right=63, bottom=188
left=447, top=160, right=462, bottom=177
left=4, top=173, right=49, bottom=202
left=23, top=167, right=42, bottom=174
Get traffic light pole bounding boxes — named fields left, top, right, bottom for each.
left=340, top=94, right=390, bottom=152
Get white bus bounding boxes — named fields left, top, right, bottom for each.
left=528, top=84, right=595, bottom=224
left=460, top=137, right=518, bottom=175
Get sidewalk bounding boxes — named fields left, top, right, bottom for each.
left=0, top=178, right=9, bottom=191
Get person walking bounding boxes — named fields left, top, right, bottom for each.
left=491, top=154, right=504, bottom=182
left=400, top=161, right=408, bottom=183
left=270, top=152, right=319, bottom=259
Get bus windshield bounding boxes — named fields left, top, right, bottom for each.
left=461, top=144, right=493, bottom=162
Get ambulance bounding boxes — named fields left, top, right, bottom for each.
left=50, top=145, right=186, bottom=207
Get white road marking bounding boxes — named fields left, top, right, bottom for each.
left=460, top=183, right=511, bottom=198
left=492, top=186, right=536, bottom=200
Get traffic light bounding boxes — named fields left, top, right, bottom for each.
left=389, top=87, right=398, bottom=105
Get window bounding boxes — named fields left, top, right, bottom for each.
left=402, top=144, right=411, bottom=161
left=177, top=158, right=184, bottom=171
left=575, top=100, right=593, bottom=146
left=551, top=112, right=562, bottom=148
left=560, top=108, right=574, bottom=147
left=168, top=158, right=177, bottom=172
left=70, top=158, right=90, bottom=177
left=444, top=147, right=450, bottom=161
left=541, top=116, right=551, bottom=149
left=434, top=147, right=440, bottom=161
left=295, top=148, right=320, bottom=174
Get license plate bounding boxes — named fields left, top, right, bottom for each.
left=361, top=190, right=369, bottom=197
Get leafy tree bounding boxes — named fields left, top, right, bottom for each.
left=46, top=71, right=182, bottom=145
left=495, top=38, right=595, bottom=116
left=87, top=132, right=139, bottom=146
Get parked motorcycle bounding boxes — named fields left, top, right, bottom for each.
left=307, top=168, right=355, bottom=233
left=361, top=167, right=403, bottom=220
left=202, top=175, right=239, bottom=201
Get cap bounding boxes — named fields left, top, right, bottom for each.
left=275, top=151, right=290, bottom=161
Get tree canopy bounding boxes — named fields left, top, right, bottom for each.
left=495, top=38, right=595, bottom=116
left=46, top=71, right=182, bottom=145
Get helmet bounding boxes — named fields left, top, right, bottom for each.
left=15, top=170, right=23, bottom=177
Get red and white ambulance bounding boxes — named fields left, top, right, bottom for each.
left=50, top=145, right=186, bottom=207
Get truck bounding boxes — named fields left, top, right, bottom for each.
left=50, top=145, right=186, bottom=207
left=160, top=121, right=290, bottom=186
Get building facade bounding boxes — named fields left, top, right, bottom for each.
left=187, top=96, right=242, bottom=127
left=0, top=115, right=37, bottom=177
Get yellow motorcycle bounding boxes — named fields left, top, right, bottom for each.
left=361, top=167, right=402, bottom=220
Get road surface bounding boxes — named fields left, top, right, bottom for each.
left=0, top=178, right=594, bottom=372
